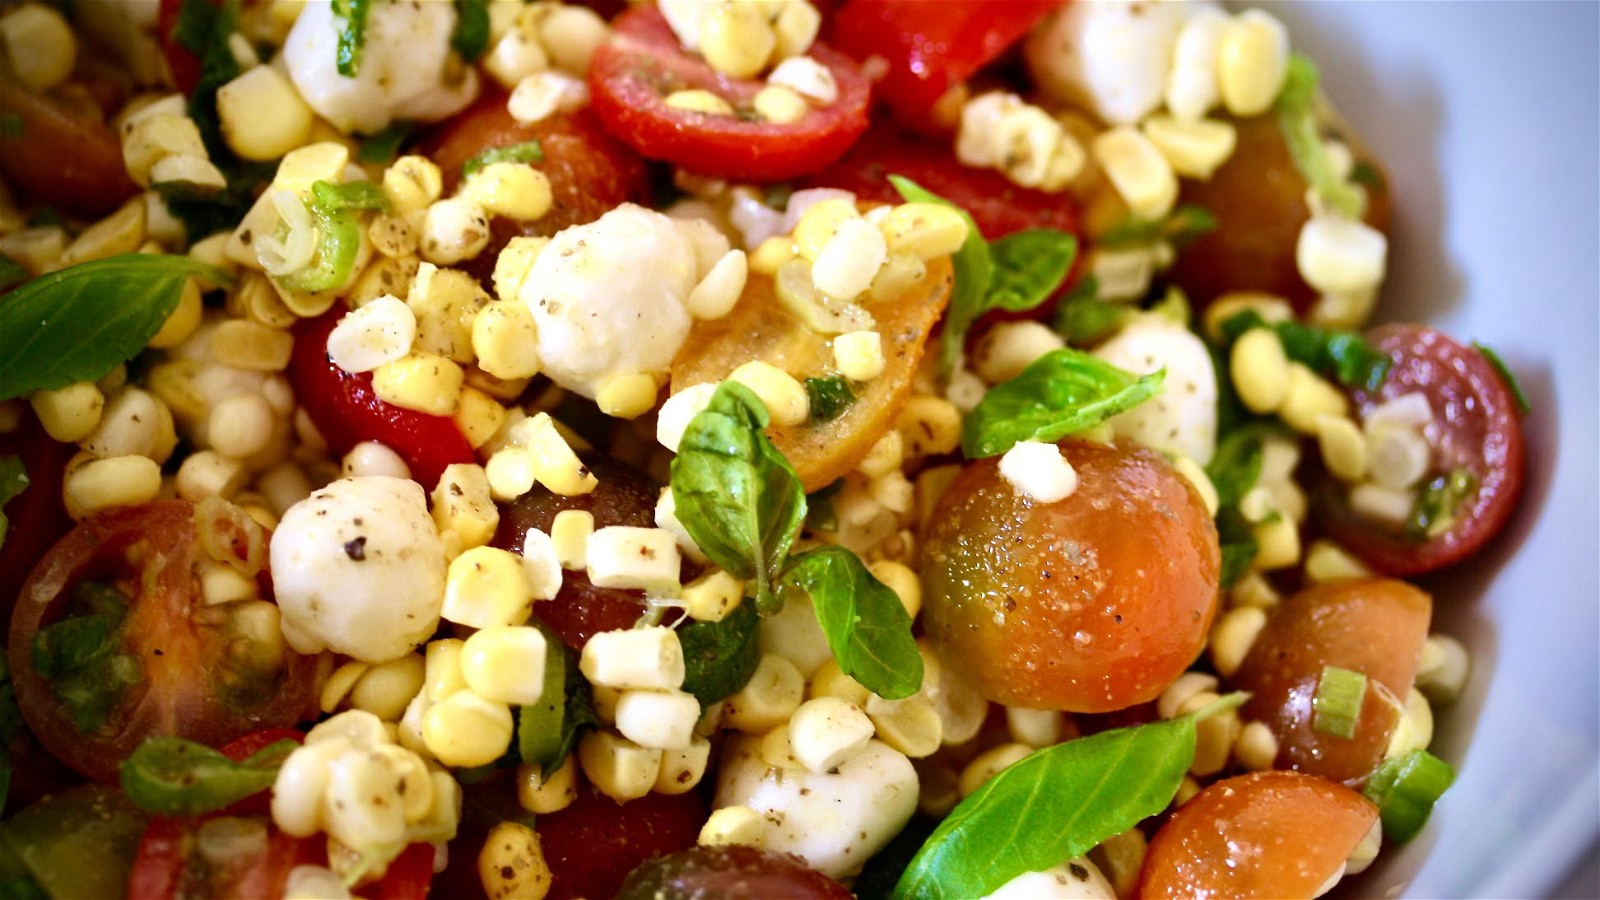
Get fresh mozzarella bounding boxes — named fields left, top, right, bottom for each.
left=1093, top=314, right=1218, bottom=465
left=1025, top=0, right=1190, bottom=126
left=984, top=859, right=1118, bottom=899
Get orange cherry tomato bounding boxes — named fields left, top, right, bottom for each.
left=920, top=439, right=1220, bottom=713
left=1232, top=578, right=1432, bottom=785
left=1139, top=770, right=1379, bottom=899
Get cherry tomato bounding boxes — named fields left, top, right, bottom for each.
left=920, top=439, right=1220, bottom=713
left=616, top=845, right=853, bottom=900
left=1233, top=578, right=1431, bottom=785
left=1166, top=115, right=1391, bottom=312
left=492, top=455, right=679, bottom=649
left=289, top=310, right=475, bottom=490
left=802, top=123, right=1081, bottom=240
left=1139, top=770, right=1379, bottom=899
left=0, top=80, right=139, bottom=219
left=670, top=257, right=952, bottom=492
left=7, top=500, right=322, bottom=783
left=157, top=0, right=208, bottom=97
left=587, top=5, right=871, bottom=181
left=826, top=0, right=1060, bottom=132
left=1316, top=324, right=1527, bottom=576
left=0, top=412, right=74, bottom=623
left=537, top=781, right=707, bottom=900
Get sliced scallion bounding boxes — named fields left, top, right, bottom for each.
left=1363, top=749, right=1455, bottom=843
left=1312, top=665, right=1367, bottom=739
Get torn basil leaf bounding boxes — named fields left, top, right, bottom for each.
left=961, top=349, right=1164, bottom=458
left=782, top=546, right=922, bottom=700
left=121, top=736, right=295, bottom=817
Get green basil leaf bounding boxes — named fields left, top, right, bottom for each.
left=1053, top=280, right=1130, bottom=348
left=462, top=139, right=545, bottom=178
left=0, top=455, right=27, bottom=550
left=889, top=175, right=992, bottom=377
left=1363, top=749, right=1455, bottom=843
left=782, top=546, right=922, bottom=700
left=177, top=0, right=240, bottom=159
left=517, top=623, right=571, bottom=773
left=804, top=376, right=855, bottom=423
left=332, top=0, right=373, bottom=77
left=679, top=600, right=761, bottom=707
left=1098, top=204, right=1218, bottom=249
left=1276, top=53, right=1366, bottom=220
left=893, top=694, right=1247, bottom=899
left=1215, top=507, right=1259, bottom=589
left=986, top=229, right=1078, bottom=313
left=0, top=255, right=25, bottom=293
left=451, top=0, right=491, bottom=61
left=669, top=381, right=805, bottom=613
left=358, top=122, right=415, bottom=164
left=120, top=736, right=296, bottom=817
left=1472, top=341, right=1531, bottom=414
left=1219, top=312, right=1392, bottom=392
left=961, top=348, right=1164, bottom=458
left=0, top=254, right=228, bottom=401
left=1206, top=428, right=1268, bottom=510
left=804, top=482, right=842, bottom=533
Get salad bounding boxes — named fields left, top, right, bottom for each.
left=0, top=1, right=1533, bottom=898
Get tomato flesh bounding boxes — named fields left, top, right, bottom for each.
left=588, top=5, right=871, bottom=181
left=537, top=781, right=707, bottom=900
left=1140, top=770, right=1379, bottom=899
left=289, top=310, right=475, bottom=491
left=920, top=439, right=1220, bottom=712
left=0, top=413, right=74, bottom=624
left=1233, top=578, right=1431, bottom=785
left=1317, top=324, right=1527, bottom=576
left=0, top=80, right=139, bottom=219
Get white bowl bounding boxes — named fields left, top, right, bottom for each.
left=1273, top=3, right=1600, bottom=896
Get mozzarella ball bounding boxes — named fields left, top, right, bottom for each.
left=1025, top=0, right=1193, bottom=126
left=1092, top=314, right=1218, bottom=465
left=984, top=859, right=1117, bottom=899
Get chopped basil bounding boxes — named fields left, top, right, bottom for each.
left=804, top=376, right=856, bottom=423
left=782, top=546, right=922, bottom=700
left=332, top=0, right=373, bottom=77
left=893, top=694, right=1248, bottom=899
left=1363, top=749, right=1455, bottom=843
left=450, top=0, right=491, bottom=61
left=0, top=455, right=27, bottom=551
left=679, top=600, right=761, bottom=707
left=30, top=583, right=141, bottom=735
left=1053, top=278, right=1130, bottom=347
left=177, top=0, right=243, bottom=160
left=804, top=482, right=842, bottom=533
left=961, top=348, right=1164, bottom=458
left=1312, top=665, right=1367, bottom=739
left=120, top=736, right=296, bottom=817
left=889, top=176, right=1077, bottom=377
left=517, top=625, right=596, bottom=776
left=669, top=382, right=805, bottom=613
left=1472, top=341, right=1531, bottom=414
left=1098, top=204, right=1218, bottom=249
left=1406, top=468, right=1478, bottom=541
left=1215, top=507, right=1259, bottom=589
left=358, top=122, right=415, bottom=163
left=1276, top=53, right=1366, bottom=221
left=1221, top=310, right=1392, bottom=391
left=462, top=140, right=546, bottom=178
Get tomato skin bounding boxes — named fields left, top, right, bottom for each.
left=920, top=439, right=1220, bottom=713
left=0, top=413, right=74, bottom=624
left=587, top=5, right=871, bottom=181
left=0, top=80, right=139, bottom=219
left=616, top=845, right=853, bottom=900
left=1316, top=324, right=1527, bottom=576
left=1233, top=578, right=1431, bottom=786
left=1139, top=771, right=1379, bottom=899
left=537, top=781, right=708, bottom=900
left=8, top=500, right=322, bottom=783
left=289, top=310, right=475, bottom=490
left=827, top=0, right=1061, bottom=132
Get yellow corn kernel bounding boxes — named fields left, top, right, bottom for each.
left=958, top=743, right=1032, bottom=798
left=0, top=226, right=66, bottom=272
left=522, top=413, right=597, bottom=495
left=461, top=162, right=554, bottom=222
left=867, top=559, right=921, bottom=620
left=1297, top=215, right=1388, bottom=296
left=1090, top=829, right=1148, bottom=900
left=1157, top=672, right=1220, bottom=722
left=1171, top=455, right=1220, bottom=517
left=664, top=89, right=735, bottom=117
left=866, top=694, right=942, bottom=759
left=429, top=463, right=499, bottom=554
left=728, top=360, right=809, bottom=426
left=423, top=638, right=469, bottom=703
left=971, top=320, right=1064, bottom=386
left=1173, top=775, right=1202, bottom=808
left=771, top=0, right=820, bottom=59
left=491, top=235, right=549, bottom=304
left=1316, top=415, right=1368, bottom=482
left=1005, top=707, right=1064, bottom=749
left=1217, top=9, right=1290, bottom=117
left=748, top=236, right=797, bottom=276
left=368, top=213, right=419, bottom=259
left=449, top=387, right=505, bottom=451
left=578, top=729, right=662, bottom=802
left=321, top=661, right=372, bottom=713
left=1384, top=688, right=1434, bottom=759
left=685, top=249, right=748, bottom=321
left=59, top=198, right=147, bottom=267
left=461, top=626, right=548, bottom=707
left=442, top=545, right=535, bottom=629
left=897, top=395, right=963, bottom=457
left=383, top=156, right=444, bottom=216
left=1228, top=570, right=1281, bottom=610
left=471, top=299, right=541, bottom=380
left=217, top=65, right=314, bottom=161
left=423, top=688, right=515, bottom=767
left=828, top=329, right=884, bottom=382
left=0, top=4, right=76, bottom=91
left=698, top=804, right=767, bottom=848
left=409, top=262, right=490, bottom=364
left=371, top=353, right=464, bottom=416
left=1230, top=327, right=1290, bottom=414
left=210, top=320, right=296, bottom=371
left=722, top=654, right=804, bottom=733
left=1415, top=635, right=1470, bottom=706
left=146, top=277, right=205, bottom=349
left=1303, top=539, right=1373, bottom=585
left=811, top=217, right=887, bottom=301
left=121, top=113, right=209, bottom=188
left=753, top=84, right=808, bottom=125
left=1141, top=114, right=1238, bottom=180
left=792, top=198, right=858, bottom=261
left=1233, top=720, right=1279, bottom=771
left=1251, top=515, right=1301, bottom=572
left=347, top=255, right=421, bottom=310
left=31, top=381, right=104, bottom=443
left=1178, top=690, right=1240, bottom=777
left=350, top=654, right=426, bottom=722
left=807, top=658, right=869, bottom=707
left=682, top=569, right=744, bottom=623
left=699, top=2, right=775, bottom=79
left=478, top=821, right=552, bottom=900
left=1278, top=363, right=1348, bottom=434
left=550, top=509, right=593, bottom=569
left=768, top=54, right=837, bottom=103
left=1092, top=126, right=1179, bottom=222
left=149, top=154, right=228, bottom=192
left=596, top=372, right=659, bottom=420
left=175, top=450, right=246, bottom=501
left=64, top=454, right=162, bottom=518
left=655, top=735, right=712, bottom=795
left=517, top=756, right=579, bottom=814
left=878, top=202, right=969, bottom=261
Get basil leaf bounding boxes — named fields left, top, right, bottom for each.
left=333, top=0, right=373, bottom=77
left=0, top=456, right=27, bottom=550
left=1098, top=204, right=1218, bottom=249
left=1276, top=53, right=1366, bottom=220
left=451, top=0, right=491, bottom=61
left=889, top=175, right=992, bottom=376
left=1053, top=279, right=1130, bottom=348
left=893, top=694, right=1248, bottom=899
left=669, top=382, right=805, bottom=613
left=358, top=122, right=415, bottom=164
left=804, top=376, right=855, bottom=423
left=120, top=736, right=295, bottom=817
left=462, top=140, right=545, bottom=178
left=679, top=600, right=760, bottom=706
left=0, top=255, right=25, bottom=293
left=782, top=546, right=922, bottom=700
left=1215, top=507, right=1258, bottom=589
left=986, top=229, right=1078, bottom=313
left=517, top=623, right=571, bottom=773
left=961, top=348, right=1165, bottom=459
left=0, top=254, right=228, bottom=401
left=804, top=482, right=841, bottom=533
left=1472, top=341, right=1531, bottom=414
left=1220, top=311, right=1391, bottom=392
left=177, top=0, right=241, bottom=160
left=1207, top=428, right=1269, bottom=510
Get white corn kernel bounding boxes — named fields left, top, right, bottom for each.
left=1165, top=6, right=1228, bottom=121
left=699, top=2, right=775, bottom=79
left=508, top=69, right=588, bottom=124
left=865, top=694, right=942, bottom=759
left=485, top=21, right=550, bottom=90
left=685, top=249, right=748, bottom=320
left=581, top=626, right=686, bottom=691
left=1296, top=215, right=1388, bottom=295
left=210, top=320, right=296, bottom=372
left=462, top=162, right=553, bottom=222
left=31, top=382, right=105, bottom=443
left=517, top=528, right=563, bottom=601
left=340, top=441, right=410, bottom=481
left=999, top=440, right=1078, bottom=504
left=655, top=735, right=712, bottom=795
left=615, top=689, right=701, bottom=751
left=586, top=526, right=682, bottom=592
left=518, top=413, right=596, bottom=496
left=176, top=450, right=247, bottom=500
left=768, top=55, right=837, bottom=103
left=1172, top=455, right=1220, bottom=518
left=723, top=653, right=805, bottom=733
left=271, top=739, right=345, bottom=837
left=1210, top=607, right=1268, bottom=679
left=0, top=4, right=76, bottom=91
left=1304, top=538, right=1374, bottom=584
left=517, top=756, right=579, bottom=815
left=485, top=446, right=537, bottom=502
left=65, top=454, right=162, bottom=517
left=1385, top=688, right=1435, bottom=759
left=1251, top=515, right=1301, bottom=572
left=1093, top=126, right=1179, bottom=221
left=539, top=4, right=609, bottom=73
left=771, top=1, right=821, bottom=60
left=856, top=430, right=904, bottom=480
left=682, top=569, right=745, bottom=623
left=788, top=697, right=874, bottom=774
left=1179, top=690, right=1240, bottom=777
left=1364, top=393, right=1433, bottom=431
left=1233, top=720, right=1279, bottom=771
left=808, top=659, right=870, bottom=707
left=958, top=743, right=1033, bottom=797
left=1142, top=114, right=1237, bottom=181
left=461, top=626, right=548, bottom=706
left=868, top=470, right=913, bottom=515
left=728, top=361, right=810, bottom=427
left=1278, top=363, right=1348, bottom=435
left=1006, top=707, right=1065, bottom=749
left=1415, top=635, right=1470, bottom=706
left=218, top=66, right=315, bottom=161
left=321, top=661, right=372, bottom=713
left=550, top=509, right=593, bottom=569
left=423, top=689, right=515, bottom=767
left=441, top=545, right=535, bottom=629
left=207, top=393, right=275, bottom=459
left=1349, top=481, right=1415, bottom=526
left=699, top=805, right=766, bottom=849
left=350, top=654, right=426, bottom=723
left=811, top=218, right=887, bottom=301
left=327, top=295, right=416, bottom=373
left=578, top=729, right=662, bottom=802
left=753, top=85, right=808, bottom=125
left=1217, top=10, right=1290, bottom=117
left=421, top=198, right=491, bottom=265
left=972, top=321, right=1065, bottom=386
left=1365, top=423, right=1431, bottom=490
left=84, top=387, right=175, bottom=463
left=657, top=383, right=721, bottom=452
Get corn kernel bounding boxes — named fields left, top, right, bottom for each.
left=768, top=55, right=836, bottom=103
left=472, top=299, right=541, bottom=380
left=1365, top=422, right=1431, bottom=490
left=350, top=654, right=426, bottom=722
left=1304, top=538, right=1374, bottom=584
left=1312, top=414, right=1367, bottom=483
left=699, top=805, right=766, bottom=848
left=1229, top=327, right=1290, bottom=414
left=1142, top=114, right=1237, bottom=181
left=1348, top=482, right=1414, bottom=526
left=383, top=156, right=444, bottom=216
left=1217, top=9, right=1290, bottom=117
left=423, top=688, right=515, bottom=767
left=578, top=729, right=661, bottom=802
left=1165, top=5, right=1228, bottom=121
left=176, top=450, right=246, bottom=501
left=65, top=454, right=162, bottom=518
left=1210, top=607, right=1267, bottom=678
left=1251, top=515, right=1301, bottom=571
left=218, top=65, right=314, bottom=161
left=664, top=89, right=735, bottom=116
left=462, top=162, right=554, bottom=222
left=686, top=249, right=748, bottom=320
left=490, top=235, right=548, bottom=304
left=897, top=395, right=962, bottom=457
left=728, top=360, right=809, bottom=426
left=771, top=0, right=820, bottom=59
left=208, top=393, right=275, bottom=460
left=0, top=4, right=76, bottom=91
left=722, top=653, right=804, bottom=733
left=1093, top=127, right=1179, bottom=222
left=321, top=661, right=372, bottom=713
left=326, top=295, right=416, bottom=373
left=420, top=198, right=491, bottom=266
left=866, top=693, right=942, bottom=759
left=478, top=821, right=551, bottom=900
left=370, top=353, right=464, bottom=416
left=867, top=560, right=921, bottom=620
left=999, top=440, right=1078, bottom=504
left=752, top=84, right=808, bottom=124
left=1171, top=455, right=1220, bottom=517
left=657, top=382, right=720, bottom=453
left=442, top=545, right=535, bottom=629
left=550, top=509, right=593, bottom=569
left=581, top=626, right=685, bottom=691
left=699, top=2, right=775, bottom=79
left=121, top=113, right=208, bottom=188
left=210, top=319, right=296, bottom=372
left=878, top=203, right=968, bottom=261
left=430, top=463, right=498, bottom=553
left=826, top=329, right=884, bottom=382
left=1178, top=690, right=1240, bottom=777
left=786, top=697, right=873, bottom=774
left=748, top=236, right=797, bottom=276
left=808, top=658, right=869, bottom=707
left=517, top=756, right=579, bottom=814
left=59, top=198, right=147, bottom=267
left=1385, top=688, right=1435, bottom=759
left=1233, top=720, right=1279, bottom=771
left=682, top=569, right=744, bottom=623
left=461, top=626, right=548, bottom=706
left=811, top=217, right=887, bottom=301
left=615, top=689, right=701, bottom=751
left=1278, top=363, right=1347, bottom=434
left=792, top=198, right=858, bottom=261
left=596, top=373, right=659, bottom=420
left=958, top=743, right=1032, bottom=797
left=1415, top=635, right=1470, bottom=706
left=1297, top=215, right=1388, bottom=295
left=31, top=382, right=105, bottom=443
left=1005, top=707, right=1065, bottom=749
left=451, top=388, right=507, bottom=451
left=655, top=735, right=712, bottom=795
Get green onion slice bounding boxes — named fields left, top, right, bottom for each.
left=1312, top=665, right=1367, bottom=739
left=1363, top=749, right=1456, bottom=843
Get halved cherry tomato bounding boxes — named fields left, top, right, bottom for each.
left=826, top=0, right=1061, bottom=133
left=802, top=123, right=1081, bottom=240
left=0, top=79, right=139, bottom=219
left=0, top=412, right=74, bottom=623
left=617, top=845, right=853, bottom=899
left=920, top=439, right=1220, bottom=713
left=7, top=500, right=322, bottom=783
left=1315, top=325, right=1527, bottom=576
left=289, top=310, right=475, bottom=490
left=588, top=5, right=871, bottom=181
left=1139, top=770, right=1379, bottom=899
left=671, top=257, right=952, bottom=492
left=536, top=781, right=707, bottom=900
left=1233, top=578, right=1431, bottom=785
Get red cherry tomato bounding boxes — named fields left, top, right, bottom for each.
left=920, top=439, right=1220, bottom=713
left=0, top=412, right=74, bottom=623
left=157, top=0, right=208, bottom=97
left=537, top=781, right=707, bottom=900
left=802, top=123, right=1081, bottom=240
left=827, top=0, right=1061, bottom=132
left=0, top=80, right=139, bottom=219
left=1139, top=771, right=1379, bottom=899
left=1232, top=578, right=1432, bottom=785
left=588, top=5, right=871, bottom=181
left=1315, top=324, right=1527, bottom=576
left=616, top=845, right=853, bottom=899
left=7, top=500, right=322, bottom=782
left=289, top=310, right=475, bottom=490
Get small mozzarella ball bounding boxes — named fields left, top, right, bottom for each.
left=984, top=859, right=1117, bottom=899
left=714, top=735, right=918, bottom=878
left=1092, top=315, right=1218, bottom=465
left=270, top=477, right=446, bottom=663
left=1025, top=0, right=1190, bottom=126
left=520, top=204, right=697, bottom=398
